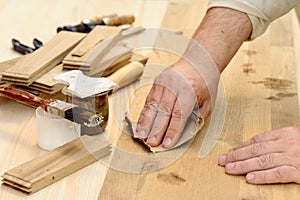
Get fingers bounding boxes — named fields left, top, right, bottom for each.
left=162, top=89, right=196, bottom=148
left=162, top=99, right=187, bottom=148
left=136, top=62, right=214, bottom=148
left=219, top=127, right=300, bottom=184
left=146, top=87, right=176, bottom=146
left=136, top=83, right=163, bottom=139
left=245, top=166, right=300, bottom=184
left=219, top=141, right=282, bottom=166
left=231, top=130, right=281, bottom=151
left=224, top=153, right=285, bottom=175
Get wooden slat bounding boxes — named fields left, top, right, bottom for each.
left=2, top=136, right=111, bottom=194
left=98, top=2, right=300, bottom=200
left=1, top=31, right=86, bottom=86
left=62, top=26, right=122, bottom=69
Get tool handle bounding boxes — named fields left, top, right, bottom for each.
left=82, top=13, right=118, bottom=24
left=12, top=39, right=34, bottom=54
left=107, top=61, right=144, bottom=91
left=0, top=86, right=53, bottom=110
left=103, top=15, right=135, bottom=26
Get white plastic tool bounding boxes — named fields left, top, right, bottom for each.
left=54, top=61, right=144, bottom=98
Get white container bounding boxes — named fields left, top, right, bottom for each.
left=35, top=107, right=81, bottom=151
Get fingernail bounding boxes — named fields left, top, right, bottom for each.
left=246, top=173, right=255, bottom=181
left=163, top=137, right=172, bottom=147
left=147, top=136, right=156, bottom=144
left=218, top=155, right=227, bottom=165
left=138, top=130, right=147, bottom=138
left=226, top=163, right=235, bottom=170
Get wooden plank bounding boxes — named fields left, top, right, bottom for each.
left=64, top=45, right=132, bottom=76
left=1, top=31, right=86, bottom=86
left=292, top=10, right=300, bottom=114
left=2, top=136, right=111, bottom=194
left=98, top=1, right=300, bottom=200
left=98, top=0, right=209, bottom=199
left=62, top=26, right=122, bottom=69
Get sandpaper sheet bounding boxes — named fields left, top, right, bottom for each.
left=125, top=111, right=204, bottom=153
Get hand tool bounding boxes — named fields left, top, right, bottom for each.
left=0, top=86, right=103, bottom=128
left=33, top=38, right=43, bottom=49
left=12, top=38, right=43, bottom=54
left=12, top=39, right=34, bottom=54
left=57, top=15, right=135, bottom=33
left=54, top=61, right=144, bottom=135
left=54, top=61, right=144, bottom=99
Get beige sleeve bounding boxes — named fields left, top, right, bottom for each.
left=208, top=0, right=300, bottom=40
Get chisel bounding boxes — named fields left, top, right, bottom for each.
left=57, top=15, right=135, bottom=33
left=0, top=86, right=103, bottom=128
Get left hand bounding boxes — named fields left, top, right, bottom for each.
left=218, top=127, right=300, bottom=184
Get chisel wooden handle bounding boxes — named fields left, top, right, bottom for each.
left=82, top=13, right=117, bottom=24
left=103, top=15, right=135, bottom=26
left=107, top=61, right=144, bottom=91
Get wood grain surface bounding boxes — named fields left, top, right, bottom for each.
left=0, top=0, right=300, bottom=200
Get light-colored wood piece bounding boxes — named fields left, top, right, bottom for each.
left=63, top=45, right=132, bottom=74
left=107, top=61, right=144, bottom=89
left=62, top=26, right=122, bottom=68
left=98, top=2, right=300, bottom=200
left=2, top=136, right=111, bottom=194
left=1, top=31, right=86, bottom=86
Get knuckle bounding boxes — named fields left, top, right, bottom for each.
left=137, top=110, right=150, bottom=125
left=172, top=107, right=183, bottom=119
left=250, top=136, right=258, bottom=145
left=250, top=143, right=262, bottom=156
left=258, top=154, right=273, bottom=168
left=228, top=150, right=239, bottom=161
left=145, top=100, right=158, bottom=110
left=157, top=104, right=172, bottom=116
left=274, top=168, right=285, bottom=180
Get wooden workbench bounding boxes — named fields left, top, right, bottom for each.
left=1, top=0, right=300, bottom=199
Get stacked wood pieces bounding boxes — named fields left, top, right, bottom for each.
left=0, top=57, right=21, bottom=85
left=0, top=53, right=147, bottom=94
left=84, top=45, right=132, bottom=76
left=1, top=31, right=86, bottom=86
left=30, top=64, right=67, bottom=94
left=0, top=26, right=147, bottom=95
left=62, top=26, right=122, bottom=71
left=1, top=135, right=111, bottom=194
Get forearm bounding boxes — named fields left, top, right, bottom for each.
left=190, top=7, right=252, bottom=72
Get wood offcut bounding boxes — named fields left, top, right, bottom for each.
left=1, top=31, right=86, bottom=86
left=1, top=136, right=111, bottom=194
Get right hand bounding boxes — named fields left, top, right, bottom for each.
left=135, top=58, right=219, bottom=148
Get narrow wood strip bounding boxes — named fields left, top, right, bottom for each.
left=2, top=174, right=32, bottom=188
left=63, top=26, right=122, bottom=67
left=1, top=31, right=86, bottom=85
left=2, top=136, right=111, bottom=194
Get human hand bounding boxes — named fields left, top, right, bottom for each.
left=135, top=59, right=218, bottom=148
left=218, top=127, right=300, bottom=184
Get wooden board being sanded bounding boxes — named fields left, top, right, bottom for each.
left=1, top=136, right=111, bottom=194
left=0, top=31, right=86, bottom=86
